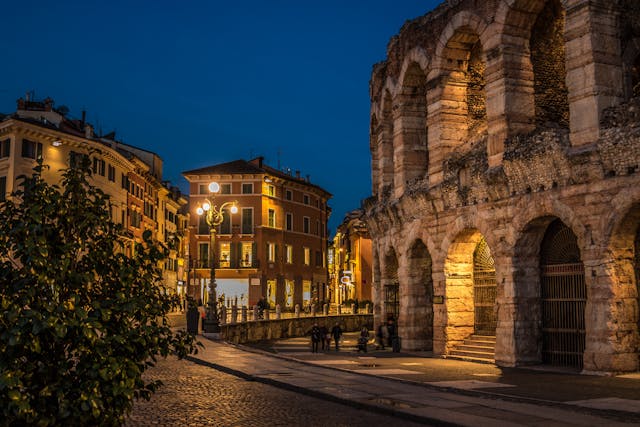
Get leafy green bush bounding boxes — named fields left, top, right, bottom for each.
left=0, top=160, right=198, bottom=426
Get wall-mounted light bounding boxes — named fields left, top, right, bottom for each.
left=52, top=140, right=62, bottom=147
left=264, top=176, right=273, bottom=183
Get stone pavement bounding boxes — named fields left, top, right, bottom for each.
left=182, top=333, right=640, bottom=426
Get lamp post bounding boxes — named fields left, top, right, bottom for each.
left=196, top=181, right=238, bottom=334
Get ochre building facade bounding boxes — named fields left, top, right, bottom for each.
left=365, top=0, right=640, bottom=373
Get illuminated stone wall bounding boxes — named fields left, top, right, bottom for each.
left=365, top=0, right=640, bottom=374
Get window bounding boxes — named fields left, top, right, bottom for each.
left=303, top=216, right=310, bottom=234
left=219, top=242, right=230, bottom=267
left=130, top=210, right=141, bottom=228
left=220, top=183, right=231, bottom=194
left=268, top=208, right=276, bottom=228
left=285, top=189, right=292, bottom=201
left=241, top=242, right=253, bottom=267
left=198, top=242, right=209, bottom=268
left=303, top=194, right=309, bottom=205
left=286, top=213, right=293, bottom=231
left=267, top=185, right=275, bottom=197
left=198, top=215, right=209, bottom=235
left=0, top=176, right=6, bottom=201
left=285, top=279, right=294, bottom=308
left=285, top=244, right=293, bottom=264
left=316, top=220, right=320, bottom=236
left=315, top=251, right=322, bottom=267
left=198, top=184, right=208, bottom=194
left=304, top=247, right=310, bottom=266
left=267, top=243, right=276, bottom=262
left=302, top=280, right=311, bottom=306
left=219, top=208, right=231, bottom=234
left=92, top=158, right=105, bottom=176
left=121, top=173, right=129, bottom=190
left=0, top=139, right=10, bottom=158
left=241, top=208, right=253, bottom=234
left=21, top=139, right=42, bottom=159
left=108, top=165, right=116, bottom=182
left=242, top=183, right=253, bottom=194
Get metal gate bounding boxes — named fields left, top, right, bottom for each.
left=473, top=238, right=497, bottom=335
left=384, top=283, right=399, bottom=321
left=540, top=220, right=586, bottom=369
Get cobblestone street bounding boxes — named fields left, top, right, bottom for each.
left=125, top=356, right=425, bottom=427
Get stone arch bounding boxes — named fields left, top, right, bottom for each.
left=443, top=228, right=497, bottom=352
left=402, top=239, right=434, bottom=351
left=604, top=200, right=640, bottom=371
left=622, top=38, right=640, bottom=99
left=428, top=11, right=488, bottom=185
left=377, top=91, right=395, bottom=198
left=370, top=114, right=380, bottom=196
left=531, top=0, right=569, bottom=127
left=513, top=215, right=587, bottom=368
left=382, top=246, right=400, bottom=322
left=394, top=60, right=428, bottom=197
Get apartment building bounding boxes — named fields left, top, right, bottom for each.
left=183, top=157, right=331, bottom=309
left=0, top=96, right=187, bottom=297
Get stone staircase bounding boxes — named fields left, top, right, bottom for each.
left=447, top=334, right=495, bottom=364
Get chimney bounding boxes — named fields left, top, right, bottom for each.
left=81, top=110, right=86, bottom=127
left=258, top=156, right=263, bottom=167
left=306, top=174, right=310, bottom=182
left=295, top=170, right=300, bottom=179
left=85, top=123, right=94, bottom=139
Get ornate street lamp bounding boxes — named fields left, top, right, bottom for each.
left=196, top=181, right=238, bottom=334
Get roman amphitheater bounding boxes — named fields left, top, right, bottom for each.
left=364, top=0, right=640, bottom=374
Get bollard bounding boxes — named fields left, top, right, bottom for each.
left=311, top=304, right=316, bottom=317
left=351, top=303, right=356, bottom=314
left=295, top=304, right=300, bottom=318
left=265, top=308, right=270, bottom=320
left=231, top=305, right=238, bottom=324
left=220, top=305, right=227, bottom=325
left=323, top=303, right=328, bottom=316
left=241, top=305, right=247, bottom=323
left=337, top=304, right=342, bottom=315
left=253, top=305, right=259, bottom=321
left=275, top=304, right=282, bottom=320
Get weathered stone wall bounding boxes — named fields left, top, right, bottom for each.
left=365, top=0, right=640, bottom=374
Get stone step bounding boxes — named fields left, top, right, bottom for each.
left=446, top=353, right=495, bottom=364
left=469, top=335, right=496, bottom=343
left=448, top=349, right=495, bottom=360
left=457, top=344, right=495, bottom=353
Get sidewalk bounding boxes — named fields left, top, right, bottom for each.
left=188, top=333, right=640, bottom=426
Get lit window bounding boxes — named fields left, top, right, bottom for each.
left=241, top=242, right=253, bottom=267
left=219, top=242, right=230, bottom=268
left=285, top=244, right=293, bottom=264
left=268, top=209, right=276, bottom=228
left=268, top=243, right=276, bottom=262
left=304, top=247, right=310, bottom=266
left=268, top=185, right=275, bottom=197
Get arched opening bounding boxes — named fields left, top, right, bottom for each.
left=473, top=237, right=497, bottom=335
left=379, top=91, right=395, bottom=198
left=405, top=240, right=433, bottom=350
left=383, top=248, right=400, bottom=322
left=539, top=219, right=585, bottom=368
left=530, top=0, right=569, bottom=127
left=396, top=62, right=428, bottom=193
left=439, top=28, right=487, bottom=148
left=444, top=230, right=497, bottom=358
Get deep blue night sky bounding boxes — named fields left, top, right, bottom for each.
left=1, top=0, right=441, bottom=233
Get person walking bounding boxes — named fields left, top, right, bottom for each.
left=330, top=322, right=343, bottom=351
left=357, top=327, right=370, bottom=353
left=376, top=323, right=387, bottom=350
left=319, top=324, right=329, bottom=351
left=307, top=323, right=322, bottom=353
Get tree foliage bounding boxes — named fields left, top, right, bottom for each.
left=0, top=159, right=198, bottom=426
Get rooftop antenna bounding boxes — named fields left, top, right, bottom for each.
left=277, top=147, right=281, bottom=170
